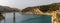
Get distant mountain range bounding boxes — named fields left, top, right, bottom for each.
left=0, top=6, right=20, bottom=13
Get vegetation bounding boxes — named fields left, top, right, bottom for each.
left=39, top=3, right=60, bottom=12
left=39, top=5, right=50, bottom=13
left=21, top=7, right=33, bottom=12
left=49, top=3, right=60, bottom=11
left=22, top=2, right=60, bottom=13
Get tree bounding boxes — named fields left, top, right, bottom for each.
left=49, top=3, right=60, bottom=11
left=39, top=5, right=50, bottom=13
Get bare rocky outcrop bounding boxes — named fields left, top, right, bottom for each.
left=0, top=12, right=5, bottom=20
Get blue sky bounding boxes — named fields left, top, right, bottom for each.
left=0, top=0, right=60, bottom=10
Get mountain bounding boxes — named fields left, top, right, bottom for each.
left=21, top=2, right=60, bottom=13
left=0, top=6, right=20, bottom=13
left=21, top=2, right=60, bottom=14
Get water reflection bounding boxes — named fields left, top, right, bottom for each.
left=0, top=13, right=5, bottom=23
left=13, top=12, right=15, bottom=23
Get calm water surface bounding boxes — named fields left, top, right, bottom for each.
left=1, top=13, right=51, bottom=23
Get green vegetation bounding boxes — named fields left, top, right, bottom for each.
left=21, top=7, right=33, bottom=12
left=49, top=3, right=60, bottom=11
left=39, top=3, right=60, bottom=12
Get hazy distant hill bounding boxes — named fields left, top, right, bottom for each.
left=0, top=6, right=20, bottom=12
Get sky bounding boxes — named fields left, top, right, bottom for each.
left=0, top=0, right=60, bottom=10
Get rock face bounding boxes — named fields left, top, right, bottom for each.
left=0, top=12, right=5, bottom=20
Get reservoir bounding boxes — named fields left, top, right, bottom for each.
left=1, top=13, right=51, bottom=23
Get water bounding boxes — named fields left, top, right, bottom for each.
left=1, top=13, right=51, bottom=23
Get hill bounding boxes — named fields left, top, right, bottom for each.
left=0, top=6, right=20, bottom=13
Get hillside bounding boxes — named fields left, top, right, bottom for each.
left=21, top=2, right=60, bottom=13
left=0, top=6, right=20, bottom=13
